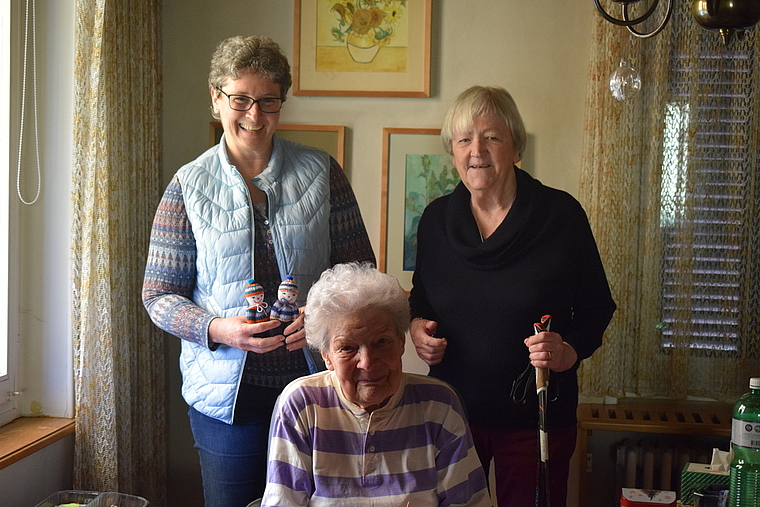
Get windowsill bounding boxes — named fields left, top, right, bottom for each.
left=0, top=416, right=75, bottom=471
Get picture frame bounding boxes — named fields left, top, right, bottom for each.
left=293, top=0, right=432, bottom=97
left=209, top=122, right=346, bottom=167
left=380, top=127, right=458, bottom=291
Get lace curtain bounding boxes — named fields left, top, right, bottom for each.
left=578, top=2, right=760, bottom=403
left=72, top=1, right=166, bottom=503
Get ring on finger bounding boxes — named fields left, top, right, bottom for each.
left=547, top=351, right=553, bottom=361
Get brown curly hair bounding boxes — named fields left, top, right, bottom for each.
left=208, top=35, right=292, bottom=120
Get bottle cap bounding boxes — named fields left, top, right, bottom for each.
left=750, top=377, right=760, bottom=389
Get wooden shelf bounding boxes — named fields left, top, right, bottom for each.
left=578, top=398, right=732, bottom=436
left=0, top=417, right=75, bottom=470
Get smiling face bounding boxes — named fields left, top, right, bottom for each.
left=322, top=307, right=405, bottom=413
left=211, top=70, right=281, bottom=165
left=246, top=293, right=264, bottom=307
left=280, top=290, right=298, bottom=304
left=451, top=112, right=521, bottom=194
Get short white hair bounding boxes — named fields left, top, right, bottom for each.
left=441, top=85, right=526, bottom=158
left=305, top=263, right=410, bottom=352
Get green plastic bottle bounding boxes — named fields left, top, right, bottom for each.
left=729, top=377, right=760, bottom=507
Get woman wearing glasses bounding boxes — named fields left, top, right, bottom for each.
left=142, top=35, right=374, bottom=507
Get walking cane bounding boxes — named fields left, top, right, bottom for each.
left=534, top=314, right=552, bottom=507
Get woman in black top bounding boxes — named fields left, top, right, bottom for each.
left=409, top=85, right=616, bottom=507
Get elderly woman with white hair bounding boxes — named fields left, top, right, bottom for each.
left=261, top=262, right=492, bottom=507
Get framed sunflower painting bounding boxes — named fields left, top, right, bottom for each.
left=293, top=0, right=432, bottom=97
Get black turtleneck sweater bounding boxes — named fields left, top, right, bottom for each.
left=409, top=168, right=616, bottom=429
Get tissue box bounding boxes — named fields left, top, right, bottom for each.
left=620, top=488, right=677, bottom=506
left=680, top=463, right=730, bottom=506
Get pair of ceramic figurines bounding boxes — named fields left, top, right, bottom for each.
left=245, top=275, right=299, bottom=337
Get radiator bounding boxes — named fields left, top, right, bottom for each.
left=614, top=439, right=712, bottom=492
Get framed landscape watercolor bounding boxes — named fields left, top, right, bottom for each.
left=380, top=128, right=459, bottom=291
left=293, top=0, right=432, bottom=97
left=209, top=122, right=346, bottom=167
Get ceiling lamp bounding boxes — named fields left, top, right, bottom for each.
left=593, top=0, right=673, bottom=38
left=693, top=0, right=760, bottom=44
left=594, top=0, right=760, bottom=43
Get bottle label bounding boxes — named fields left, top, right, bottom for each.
left=732, top=417, right=760, bottom=449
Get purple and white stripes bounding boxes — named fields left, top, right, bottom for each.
left=262, top=372, right=492, bottom=507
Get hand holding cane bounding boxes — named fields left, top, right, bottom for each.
left=534, top=314, right=552, bottom=507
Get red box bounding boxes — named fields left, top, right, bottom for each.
left=620, top=488, right=677, bottom=506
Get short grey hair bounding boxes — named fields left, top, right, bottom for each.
left=440, top=85, right=527, bottom=159
left=208, top=35, right=292, bottom=120
left=305, top=263, right=410, bottom=353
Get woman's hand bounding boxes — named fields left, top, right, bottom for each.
left=282, top=310, right=307, bottom=352
left=524, top=331, right=578, bottom=372
left=209, top=316, right=285, bottom=353
left=410, top=318, right=447, bottom=365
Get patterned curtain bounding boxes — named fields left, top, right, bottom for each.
left=578, top=2, right=760, bottom=403
left=71, top=0, right=166, bottom=503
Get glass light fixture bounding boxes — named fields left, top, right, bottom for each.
left=609, top=59, right=642, bottom=101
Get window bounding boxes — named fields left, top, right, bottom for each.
left=659, top=38, right=756, bottom=355
left=0, top=0, right=18, bottom=426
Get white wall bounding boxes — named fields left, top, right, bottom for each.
left=162, top=2, right=594, bottom=506
left=162, top=0, right=593, bottom=201
left=0, top=435, right=75, bottom=507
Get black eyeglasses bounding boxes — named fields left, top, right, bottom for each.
left=216, top=88, right=284, bottom=113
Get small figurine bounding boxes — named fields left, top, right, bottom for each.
left=245, top=279, right=269, bottom=324
left=269, top=275, right=299, bottom=324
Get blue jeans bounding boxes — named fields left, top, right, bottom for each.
left=189, top=406, right=270, bottom=507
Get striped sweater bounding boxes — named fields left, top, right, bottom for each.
left=262, top=371, right=493, bottom=507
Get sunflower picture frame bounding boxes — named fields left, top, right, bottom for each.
left=293, top=0, right=432, bottom=97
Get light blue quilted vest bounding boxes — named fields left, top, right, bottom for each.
left=177, top=135, right=331, bottom=423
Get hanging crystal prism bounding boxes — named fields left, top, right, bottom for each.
left=609, top=58, right=642, bottom=101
